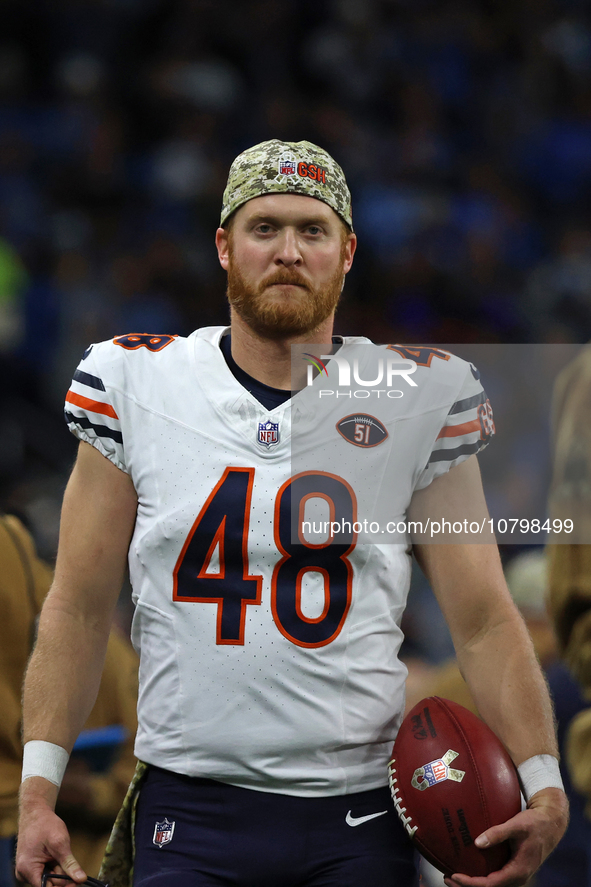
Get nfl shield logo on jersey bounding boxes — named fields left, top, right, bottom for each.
left=153, top=817, right=176, bottom=848
left=258, top=420, right=280, bottom=448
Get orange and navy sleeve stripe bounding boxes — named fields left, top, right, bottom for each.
left=64, top=366, right=124, bottom=448
left=66, top=389, right=119, bottom=419
left=428, top=389, right=494, bottom=466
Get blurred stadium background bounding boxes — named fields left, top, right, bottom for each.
left=2, top=3, right=591, bottom=881
left=1, top=0, right=591, bottom=605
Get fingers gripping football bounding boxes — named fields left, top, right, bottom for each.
left=444, top=788, right=570, bottom=887
left=389, top=698, right=521, bottom=879
left=389, top=697, right=569, bottom=887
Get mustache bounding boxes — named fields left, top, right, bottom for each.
left=261, top=270, right=309, bottom=289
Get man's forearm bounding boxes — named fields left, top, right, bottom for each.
left=415, top=534, right=559, bottom=768
left=22, top=587, right=113, bottom=777
left=456, top=614, right=558, bottom=767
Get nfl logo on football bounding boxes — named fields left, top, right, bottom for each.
left=424, top=758, right=449, bottom=786
left=411, top=749, right=465, bottom=791
left=258, top=420, right=280, bottom=448
left=278, top=154, right=297, bottom=178
left=153, top=817, right=175, bottom=848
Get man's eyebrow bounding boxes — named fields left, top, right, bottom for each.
left=247, top=213, right=279, bottom=224
left=247, top=213, right=331, bottom=226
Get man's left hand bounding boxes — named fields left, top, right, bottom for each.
left=443, top=787, right=569, bottom=887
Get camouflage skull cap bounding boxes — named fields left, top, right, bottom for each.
left=220, top=139, right=353, bottom=231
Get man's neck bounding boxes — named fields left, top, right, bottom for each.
left=229, top=311, right=335, bottom=390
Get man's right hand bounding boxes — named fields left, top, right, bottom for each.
left=16, top=779, right=87, bottom=886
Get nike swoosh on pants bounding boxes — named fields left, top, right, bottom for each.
left=345, top=810, right=388, bottom=827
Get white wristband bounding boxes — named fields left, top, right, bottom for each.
left=517, top=754, right=564, bottom=802
left=22, top=740, right=70, bottom=788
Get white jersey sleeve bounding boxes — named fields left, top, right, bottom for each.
left=415, top=360, right=494, bottom=491
left=64, top=341, right=127, bottom=473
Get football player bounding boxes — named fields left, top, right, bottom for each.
left=17, top=141, right=568, bottom=887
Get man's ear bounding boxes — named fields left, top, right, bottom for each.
left=215, top=227, right=230, bottom=270
left=343, top=232, right=357, bottom=274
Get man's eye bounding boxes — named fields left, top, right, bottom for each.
left=256, top=224, right=273, bottom=234
left=306, top=226, right=322, bottom=235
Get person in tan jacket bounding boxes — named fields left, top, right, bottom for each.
left=0, top=513, right=138, bottom=882
left=0, top=513, right=53, bottom=882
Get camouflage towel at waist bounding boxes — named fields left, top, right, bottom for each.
left=99, top=761, right=148, bottom=887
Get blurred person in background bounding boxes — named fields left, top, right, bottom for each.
left=0, top=235, right=27, bottom=355
left=547, top=343, right=591, bottom=858
left=417, top=548, right=591, bottom=887
left=0, top=511, right=138, bottom=883
left=524, top=228, right=591, bottom=343
left=0, top=513, right=52, bottom=886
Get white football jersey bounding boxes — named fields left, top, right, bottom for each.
left=64, top=326, right=493, bottom=797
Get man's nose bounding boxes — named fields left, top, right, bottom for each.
left=275, top=229, right=302, bottom=266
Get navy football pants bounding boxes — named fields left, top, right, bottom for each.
left=133, top=766, right=418, bottom=887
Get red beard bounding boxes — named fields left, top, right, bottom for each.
left=226, top=248, right=345, bottom=340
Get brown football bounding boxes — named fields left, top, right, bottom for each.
left=389, top=697, right=521, bottom=878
